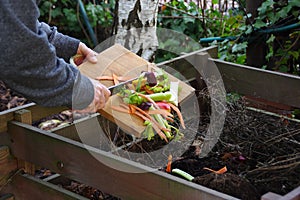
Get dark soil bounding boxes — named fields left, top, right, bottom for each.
left=193, top=173, right=260, bottom=200
left=169, top=100, right=300, bottom=199
left=26, top=94, right=300, bottom=199
left=104, top=99, right=300, bottom=199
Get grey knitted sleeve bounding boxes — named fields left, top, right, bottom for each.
left=0, top=0, right=94, bottom=109
left=38, top=22, right=79, bottom=62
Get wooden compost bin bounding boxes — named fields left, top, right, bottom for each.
left=0, top=45, right=299, bottom=200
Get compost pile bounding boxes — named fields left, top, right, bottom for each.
left=96, top=96, right=300, bottom=199
left=0, top=80, right=29, bottom=112
left=169, top=99, right=300, bottom=199
left=28, top=85, right=299, bottom=199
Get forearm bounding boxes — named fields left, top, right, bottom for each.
left=0, top=0, right=94, bottom=109
left=38, top=22, right=80, bottom=62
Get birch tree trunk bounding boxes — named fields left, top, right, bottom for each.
left=114, top=0, right=159, bottom=61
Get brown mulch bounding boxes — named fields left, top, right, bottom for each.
left=105, top=98, right=300, bottom=199
left=169, top=100, right=300, bottom=199
left=3, top=78, right=299, bottom=199
left=0, top=80, right=29, bottom=112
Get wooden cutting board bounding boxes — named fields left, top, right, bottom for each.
left=78, top=44, right=195, bottom=137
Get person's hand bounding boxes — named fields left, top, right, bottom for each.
left=76, top=79, right=111, bottom=113
left=73, top=42, right=98, bottom=65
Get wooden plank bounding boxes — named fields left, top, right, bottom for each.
left=261, top=192, right=282, bottom=200
left=261, top=186, right=300, bottom=200
left=52, top=114, right=114, bottom=151
left=0, top=113, right=14, bottom=133
left=0, top=103, right=66, bottom=133
left=211, top=58, right=300, bottom=108
left=27, top=105, right=67, bottom=122
left=0, top=103, right=34, bottom=133
left=13, top=110, right=35, bottom=175
left=100, top=95, right=145, bottom=136
left=0, top=146, right=17, bottom=188
left=157, top=46, right=218, bottom=84
left=0, top=103, right=35, bottom=116
left=1, top=173, right=89, bottom=200
left=78, top=44, right=195, bottom=137
left=8, top=121, right=237, bottom=200
left=280, top=186, right=300, bottom=200
left=79, top=44, right=195, bottom=103
left=78, top=44, right=147, bottom=84
left=157, top=45, right=218, bottom=67
left=0, top=194, right=14, bottom=200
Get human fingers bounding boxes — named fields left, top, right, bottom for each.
left=77, top=42, right=98, bottom=64
left=93, top=82, right=111, bottom=110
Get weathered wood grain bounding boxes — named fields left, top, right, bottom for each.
left=211, top=58, right=300, bottom=108
left=1, top=173, right=88, bottom=200
left=8, top=121, right=236, bottom=200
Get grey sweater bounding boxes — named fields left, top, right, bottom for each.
left=0, top=0, right=94, bottom=109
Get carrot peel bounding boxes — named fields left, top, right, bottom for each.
left=203, top=166, right=227, bottom=175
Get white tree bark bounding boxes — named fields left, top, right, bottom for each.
left=114, top=0, right=159, bottom=61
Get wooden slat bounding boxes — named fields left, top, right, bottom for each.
left=1, top=173, right=88, bottom=200
left=280, top=186, right=300, bottom=200
left=52, top=114, right=113, bottom=151
left=0, top=146, right=17, bottom=188
left=8, top=121, right=237, bottom=200
left=157, top=46, right=218, bottom=84
left=27, top=105, right=67, bottom=122
left=0, top=193, right=14, bottom=200
left=0, top=103, right=34, bottom=133
left=0, top=103, right=66, bottom=133
left=13, top=110, right=35, bottom=175
left=0, top=103, right=35, bottom=116
left=210, top=58, right=300, bottom=108
left=261, top=186, right=300, bottom=200
left=0, top=113, right=14, bottom=133
left=261, top=192, right=282, bottom=200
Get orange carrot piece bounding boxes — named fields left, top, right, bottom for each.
left=148, top=109, right=174, bottom=118
left=113, top=102, right=169, bottom=142
left=133, top=108, right=168, bottom=133
left=149, top=116, right=170, bottom=133
left=137, top=93, right=160, bottom=109
left=144, top=86, right=154, bottom=94
left=119, top=103, right=129, bottom=108
left=132, top=109, right=168, bottom=142
left=151, top=122, right=168, bottom=142
left=203, top=166, right=227, bottom=175
left=95, top=76, right=114, bottom=81
left=110, top=106, right=130, bottom=114
left=166, top=116, right=174, bottom=122
left=134, top=110, right=151, bottom=122
left=112, top=73, right=119, bottom=85
left=128, top=104, right=136, bottom=114
left=168, top=103, right=186, bottom=129
left=131, top=104, right=152, bottom=119
left=166, top=155, right=172, bottom=173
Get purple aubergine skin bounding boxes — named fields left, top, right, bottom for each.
left=145, top=72, right=157, bottom=87
left=138, top=102, right=152, bottom=110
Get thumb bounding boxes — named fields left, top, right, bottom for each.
left=87, top=53, right=98, bottom=63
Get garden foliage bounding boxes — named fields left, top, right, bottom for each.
left=38, top=0, right=300, bottom=74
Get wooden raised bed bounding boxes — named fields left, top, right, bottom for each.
left=1, top=45, right=299, bottom=200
